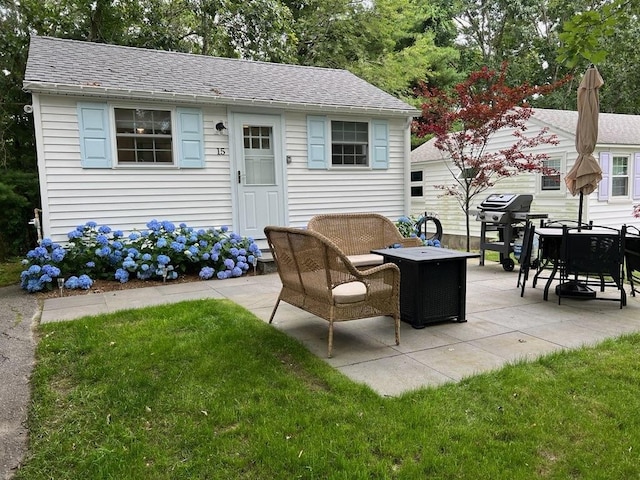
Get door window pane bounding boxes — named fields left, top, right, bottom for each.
left=243, top=125, right=275, bottom=185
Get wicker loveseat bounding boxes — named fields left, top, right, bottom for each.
left=264, top=226, right=401, bottom=358
left=307, top=213, right=422, bottom=267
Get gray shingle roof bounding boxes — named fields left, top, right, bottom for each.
left=412, top=108, right=640, bottom=163
left=530, top=108, right=640, bottom=146
left=24, top=36, right=418, bottom=115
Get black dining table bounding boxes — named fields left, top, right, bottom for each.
left=533, top=227, right=625, bottom=301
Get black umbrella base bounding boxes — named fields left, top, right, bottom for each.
left=555, top=281, right=597, bottom=299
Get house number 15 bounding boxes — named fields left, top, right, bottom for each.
left=216, top=148, right=226, bottom=155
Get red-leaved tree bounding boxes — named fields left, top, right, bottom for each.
left=413, top=63, right=570, bottom=251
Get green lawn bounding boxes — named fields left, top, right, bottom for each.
left=0, top=258, right=23, bottom=287
left=17, top=299, right=640, bottom=479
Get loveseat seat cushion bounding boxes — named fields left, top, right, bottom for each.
left=347, top=254, right=384, bottom=267
left=332, top=281, right=367, bottom=304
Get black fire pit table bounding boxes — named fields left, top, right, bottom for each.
left=371, top=246, right=480, bottom=328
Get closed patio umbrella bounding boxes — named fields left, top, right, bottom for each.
left=564, top=65, right=604, bottom=228
left=558, top=65, right=604, bottom=298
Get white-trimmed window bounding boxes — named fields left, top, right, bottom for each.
left=541, top=158, right=561, bottom=191
left=77, top=102, right=204, bottom=169
left=306, top=116, right=388, bottom=170
left=331, top=121, right=368, bottom=166
left=115, top=108, right=173, bottom=164
left=411, top=170, right=423, bottom=197
left=611, top=155, right=629, bottom=197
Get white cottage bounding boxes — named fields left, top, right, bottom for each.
left=24, top=36, right=419, bottom=243
left=411, top=108, right=640, bottom=247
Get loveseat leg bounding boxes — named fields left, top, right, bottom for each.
left=394, top=315, right=400, bottom=346
left=328, top=321, right=334, bottom=358
left=268, top=298, right=281, bottom=324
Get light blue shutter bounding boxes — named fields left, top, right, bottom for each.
left=177, top=108, right=204, bottom=168
left=371, top=120, right=389, bottom=170
left=598, top=152, right=610, bottom=201
left=634, top=152, right=640, bottom=200
left=307, top=116, right=328, bottom=169
left=77, top=103, right=112, bottom=168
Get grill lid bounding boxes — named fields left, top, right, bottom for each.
left=479, top=194, right=533, bottom=212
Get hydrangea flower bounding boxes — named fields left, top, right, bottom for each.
left=199, top=267, right=214, bottom=280
left=115, top=268, right=129, bottom=283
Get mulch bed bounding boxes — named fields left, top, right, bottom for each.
left=35, top=274, right=203, bottom=300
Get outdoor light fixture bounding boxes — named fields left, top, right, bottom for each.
left=161, top=266, right=168, bottom=282
left=215, top=121, right=227, bottom=134
left=57, top=277, right=65, bottom=297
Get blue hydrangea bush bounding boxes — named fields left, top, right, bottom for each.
left=395, top=215, right=442, bottom=247
left=20, top=219, right=262, bottom=293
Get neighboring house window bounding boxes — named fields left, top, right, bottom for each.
left=611, top=155, right=629, bottom=197
left=411, top=170, right=423, bottom=197
left=115, top=108, right=173, bottom=164
left=541, top=158, right=561, bottom=191
left=331, top=121, right=368, bottom=166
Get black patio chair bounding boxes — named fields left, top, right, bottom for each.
left=532, top=219, right=593, bottom=290
left=557, top=225, right=626, bottom=308
left=624, top=225, right=640, bottom=297
left=517, top=221, right=536, bottom=297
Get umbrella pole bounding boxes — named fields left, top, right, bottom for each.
left=578, top=191, right=584, bottom=231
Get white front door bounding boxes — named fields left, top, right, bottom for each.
left=231, top=113, right=285, bottom=239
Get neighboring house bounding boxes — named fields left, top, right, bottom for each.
left=411, top=108, right=640, bottom=246
left=23, top=36, right=419, bottom=243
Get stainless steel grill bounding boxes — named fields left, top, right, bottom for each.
left=476, top=194, right=547, bottom=271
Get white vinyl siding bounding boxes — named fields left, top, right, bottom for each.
left=36, top=96, right=413, bottom=243
left=36, top=95, right=232, bottom=242
left=287, top=113, right=408, bottom=227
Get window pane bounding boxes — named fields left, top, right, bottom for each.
left=115, top=109, right=135, bottom=133
left=542, top=174, right=560, bottom=190
left=156, top=151, right=172, bottom=163
left=136, top=138, right=155, bottom=150
left=118, top=150, right=136, bottom=163
left=411, top=171, right=423, bottom=182
left=155, top=139, right=172, bottom=150
left=612, top=157, right=628, bottom=175
left=117, top=137, right=135, bottom=149
left=612, top=178, right=628, bottom=196
left=411, top=186, right=423, bottom=197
